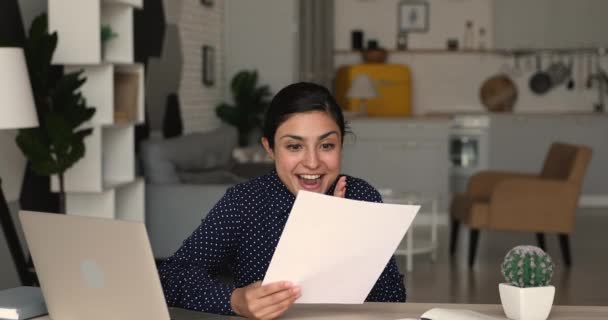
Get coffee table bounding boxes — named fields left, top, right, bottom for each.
left=380, top=190, right=439, bottom=272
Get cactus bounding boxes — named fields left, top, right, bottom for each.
left=501, top=245, right=554, bottom=288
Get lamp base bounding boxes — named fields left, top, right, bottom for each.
left=358, top=99, right=369, bottom=115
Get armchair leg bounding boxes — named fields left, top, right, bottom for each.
left=558, top=234, right=572, bottom=267
left=469, top=229, right=480, bottom=267
left=450, top=218, right=460, bottom=257
left=536, top=233, right=546, bottom=251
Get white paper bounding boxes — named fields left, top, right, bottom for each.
left=263, top=191, right=418, bottom=304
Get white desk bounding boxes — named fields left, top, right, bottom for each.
left=168, top=303, right=608, bottom=319
left=32, top=302, right=608, bottom=319
left=380, top=190, right=439, bottom=272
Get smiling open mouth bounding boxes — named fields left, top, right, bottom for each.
left=297, top=174, right=323, bottom=190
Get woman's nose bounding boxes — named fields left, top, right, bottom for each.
left=303, top=150, right=320, bottom=169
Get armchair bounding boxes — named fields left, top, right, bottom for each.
left=450, top=142, right=592, bottom=267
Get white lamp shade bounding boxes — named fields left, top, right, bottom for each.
left=0, top=48, right=38, bottom=129
left=346, top=74, right=378, bottom=99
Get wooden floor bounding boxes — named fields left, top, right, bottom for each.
left=396, top=208, right=608, bottom=306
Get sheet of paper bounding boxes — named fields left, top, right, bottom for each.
left=263, top=190, right=419, bottom=304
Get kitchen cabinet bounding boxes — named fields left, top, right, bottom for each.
left=341, top=118, right=450, bottom=204
left=493, top=0, right=608, bottom=49
left=488, top=114, right=608, bottom=197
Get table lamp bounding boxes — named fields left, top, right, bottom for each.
left=0, top=47, right=39, bottom=285
left=346, top=74, right=378, bottom=115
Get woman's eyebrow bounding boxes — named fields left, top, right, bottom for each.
left=318, top=131, right=338, bottom=140
left=279, top=131, right=338, bottom=141
left=279, top=134, right=304, bottom=141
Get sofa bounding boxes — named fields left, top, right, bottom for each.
left=140, top=125, right=273, bottom=259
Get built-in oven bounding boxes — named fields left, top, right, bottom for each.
left=449, top=115, right=490, bottom=194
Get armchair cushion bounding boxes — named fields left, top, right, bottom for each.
left=467, top=171, right=537, bottom=199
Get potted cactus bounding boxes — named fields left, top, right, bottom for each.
left=499, top=245, right=555, bottom=320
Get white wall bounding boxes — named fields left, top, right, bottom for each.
left=334, top=0, right=601, bottom=114
left=224, top=0, right=298, bottom=99
left=335, top=0, right=493, bottom=51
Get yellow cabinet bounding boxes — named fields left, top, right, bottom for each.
left=335, top=64, right=412, bottom=117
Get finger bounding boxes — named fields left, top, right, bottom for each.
left=254, top=281, right=294, bottom=299
left=333, top=176, right=347, bottom=198
left=256, top=286, right=299, bottom=310
left=256, top=289, right=300, bottom=319
left=260, top=304, right=291, bottom=320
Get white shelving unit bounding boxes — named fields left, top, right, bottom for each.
left=48, top=0, right=145, bottom=222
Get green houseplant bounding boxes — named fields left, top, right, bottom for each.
left=215, top=70, right=271, bottom=146
left=15, top=14, right=96, bottom=213
left=499, top=245, right=555, bottom=320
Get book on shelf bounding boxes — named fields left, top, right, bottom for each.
left=0, top=286, right=47, bottom=320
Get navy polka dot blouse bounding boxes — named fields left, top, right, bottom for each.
left=158, top=170, right=406, bottom=315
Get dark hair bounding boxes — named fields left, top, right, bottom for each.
left=262, top=82, right=347, bottom=149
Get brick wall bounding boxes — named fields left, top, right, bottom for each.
left=157, top=0, right=224, bottom=134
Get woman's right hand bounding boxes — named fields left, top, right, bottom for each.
left=230, top=281, right=301, bottom=319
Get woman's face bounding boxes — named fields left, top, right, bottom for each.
left=262, top=111, right=342, bottom=195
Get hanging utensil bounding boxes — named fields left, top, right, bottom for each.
left=530, top=54, right=552, bottom=95
left=566, top=54, right=575, bottom=90
left=586, top=53, right=594, bottom=89
left=577, top=52, right=585, bottom=91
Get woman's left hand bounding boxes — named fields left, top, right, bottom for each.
left=333, top=176, right=347, bottom=198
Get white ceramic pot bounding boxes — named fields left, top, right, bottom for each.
left=499, top=283, right=555, bottom=320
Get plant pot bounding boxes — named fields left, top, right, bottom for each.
left=499, top=283, right=555, bottom=320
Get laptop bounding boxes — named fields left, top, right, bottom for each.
left=19, top=210, right=172, bottom=320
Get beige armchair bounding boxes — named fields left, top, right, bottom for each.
left=450, top=142, right=592, bottom=267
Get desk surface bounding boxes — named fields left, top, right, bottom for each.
left=169, top=302, right=608, bottom=320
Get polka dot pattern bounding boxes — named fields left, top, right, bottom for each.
left=158, top=171, right=406, bottom=315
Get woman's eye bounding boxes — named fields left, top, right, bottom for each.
left=321, top=143, right=335, bottom=151
left=286, top=144, right=302, bottom=151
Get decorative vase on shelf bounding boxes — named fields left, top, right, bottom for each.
left=499, top=245, right=555, bottom=320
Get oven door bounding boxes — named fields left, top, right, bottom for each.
left=450, top=135, right=480, bottom=171
left=449, top=129, right=488, bottom=193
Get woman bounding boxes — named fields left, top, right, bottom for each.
left=159, top=82, right=406, bottom=319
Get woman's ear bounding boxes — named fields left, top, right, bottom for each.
left=261, top=137, right=275, bottom=160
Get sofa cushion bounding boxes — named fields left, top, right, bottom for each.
left=178, top=170, right=245, bottom=184
left=140, top=125, right=239, bottom=184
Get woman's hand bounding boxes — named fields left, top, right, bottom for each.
left=230, top=281, right=301, bottom=320
left=333, top=176, right=347, bottom=198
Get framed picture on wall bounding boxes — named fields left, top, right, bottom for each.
left=202, top=45, right=214, bottom=87
left=398, top=0, right=429, bottom=33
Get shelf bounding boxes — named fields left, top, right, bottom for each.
left=115, top=178, right=145, bottom=222
left=66, top=65, right=114, bottom=125
left=65, top=178, right=144, bottom=221
left=101, top=3, right=134, bottom=63
left=102, top=125, right=135, bottom=186
left=334, top=49, right=499, bottom=55
left=49, top=0, right=135, bottom=64
left=114, top=64, right=144, bottom=124
left=66, top=189, right=115, bottom=219
left=102, top=0, right=142, bottom=9
left=335, top=47, right=606, bottom=56
left=49, top=0, right=101, bottom=64
left=52, top=126, right=135, bottom=193
left=65, top=64, right=144, bottom=126
left=52, top=128, right=104, bottom=192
